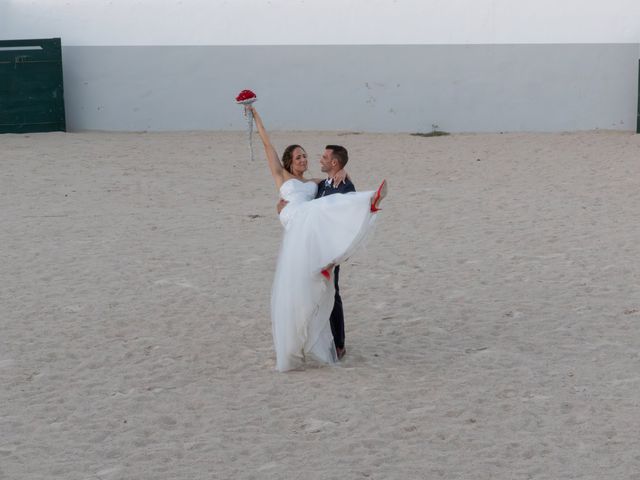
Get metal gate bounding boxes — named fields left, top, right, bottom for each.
left=0, top=38, right=66, bottom=133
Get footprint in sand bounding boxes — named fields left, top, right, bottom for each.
left=295, top=418, right=337, bottom=433
left=0, top=359, right=15, bottom=369
left=96, top=467, right=122, bottom=480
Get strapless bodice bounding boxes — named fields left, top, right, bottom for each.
left=279, top=179, right=317, bottom=204
left=278, top=179, right=317, bottom=229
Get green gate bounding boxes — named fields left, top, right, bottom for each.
left=0, top=38, right=66, bottom=133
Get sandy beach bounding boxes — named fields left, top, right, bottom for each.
left=2, top=129, right=640, bottom=479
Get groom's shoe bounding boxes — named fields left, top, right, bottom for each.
left=336, top=347, right=346, bottom=359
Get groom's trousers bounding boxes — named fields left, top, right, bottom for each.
left=330, top=265, right=345, bottom=350
left=316, top=177, right=354, bottom=351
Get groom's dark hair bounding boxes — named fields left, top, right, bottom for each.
left=326, top=145, right=348, bottom=168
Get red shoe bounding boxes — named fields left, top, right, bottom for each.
left=370, top=179, right=387, bottom=212
left=321, top=269, right=331, bottom=280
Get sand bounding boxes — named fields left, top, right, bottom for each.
left=2, top=129, right=640, bottom=479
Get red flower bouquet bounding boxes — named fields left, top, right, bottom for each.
left=235, top=89, right=258, bottom=160
left=236, top=89, right=257, bottom=104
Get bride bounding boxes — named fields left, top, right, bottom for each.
left=251, top=106, right=386, bottom=372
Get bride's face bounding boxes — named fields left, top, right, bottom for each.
left=290, top=147, right=308, bottom=175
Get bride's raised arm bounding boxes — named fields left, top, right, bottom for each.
left=251, top=107, right=287, bottom=189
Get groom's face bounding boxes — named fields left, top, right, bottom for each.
left=320, top=149, right=337, bottom=173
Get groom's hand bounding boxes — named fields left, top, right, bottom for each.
left=276, top=198, right=289, bottom=214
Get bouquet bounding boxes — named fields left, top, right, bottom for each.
left=235, top=89, right=257, bottom=161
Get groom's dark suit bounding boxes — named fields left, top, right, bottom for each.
left=315, top=178, right=356, bottom=351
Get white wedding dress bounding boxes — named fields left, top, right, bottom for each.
left=271, top=178, right=378, bottom=372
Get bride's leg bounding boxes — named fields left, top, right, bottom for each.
left=371, top=180, right=387, bottom=212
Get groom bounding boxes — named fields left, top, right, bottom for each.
left=315, top=145, right=355, bottom=360
left=277, top=145, right=354, bottom=359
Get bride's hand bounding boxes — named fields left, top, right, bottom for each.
left=331, top=169, right=349, bottom=186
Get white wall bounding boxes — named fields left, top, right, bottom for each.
left=59, top=44, right=638, bottom=132
left=3, top=0, right=640, bottom=46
